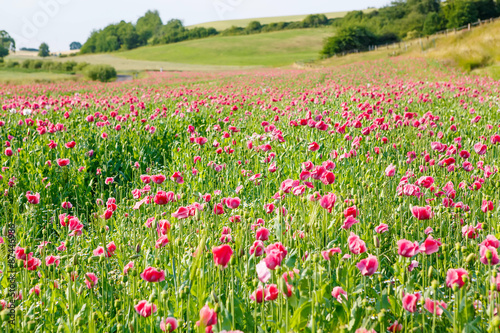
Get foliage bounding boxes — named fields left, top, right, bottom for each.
left=81, top=10, right=334, bottom=54
left=0, top=59, right=499, bottom=332
left=0, top=30, right=15, bottom=58
left=323, top=0, right=500, bottom=58
left=321, top=25, right=378, bottom=56
left=84, top=64, right=117, bottom=82
left=136, top=10, right=163, bottom=45
left=1, top=59, right=91, bottom=75
left=70, top=42, right=82, bottom=50
left=38, top=43, right=50, bottom=57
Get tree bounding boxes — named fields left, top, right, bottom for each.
left=38, top=43, right=50, bottom=57
left=246, top=21, right=262, bottom=33
left=422, top=12, right=443, bottom=35
left=474, top=0, right=498, bottom=19
left=303, top=14, right=328, bottom=27
left=136, top=10, right=163, bottom=45
left=0, top=45, right=8, bottom=59
left=444, top=0, right=479, bottom=28
left=0, top=30, right=15, bottom=59
left=70, top=42, right=82, bottom=50
left=321, top=25, right=377, bottom=57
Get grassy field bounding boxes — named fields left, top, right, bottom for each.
left=116, top=28, right=333, bottom=67
left=420, top=20, right=500, bottom=78
left=318, top=19, right=500, bottom=80
left=187, top=11, right=352, bottom=30
left=0, top=69, right=79, bottom=84
left=6, top=53, right=253, bottom=73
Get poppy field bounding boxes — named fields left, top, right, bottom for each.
left=1, top=58, right=500, bottom=333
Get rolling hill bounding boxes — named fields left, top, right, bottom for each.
left=187, top=10, right=373, bottom=30
left=115, top=28, right=333, bottom=67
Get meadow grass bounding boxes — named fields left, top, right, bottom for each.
left=186, top=10, right=360, bottom=30
left=115, top=28, right=333, bottom=67
left=0, top=69, right=79, bottom=84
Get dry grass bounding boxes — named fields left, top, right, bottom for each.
left=187, top=10, right=374, bottom=30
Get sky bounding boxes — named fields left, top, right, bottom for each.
left=1, top=0, right=390, bottom=52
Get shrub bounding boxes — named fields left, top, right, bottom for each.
left=62, top=61, right=77, bottom=72
left=5, top=60, right=19, bottom=68
left=321, top=25, right=377, bottom=57
left=29, top=60, right=43, bottom=70
left=84, top=64, right=117, bottom=82
left=75, top=62, right=90, bottom=72
left=21, top=59, right=32, bottom=69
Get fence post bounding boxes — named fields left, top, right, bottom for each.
left=468, top=23, right=470, bottom=30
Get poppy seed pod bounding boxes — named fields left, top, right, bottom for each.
left=466, top=253, right=476, bottom=264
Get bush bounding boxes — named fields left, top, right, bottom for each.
left=5, top=60, right=19, bottom=68
left=62, top=61, right=77, bottom=72
left=84, top=64, right=117, bottom=82
left=21, top=59, right=32, bottom=69
left=30, top=60, right=43, bottom=70
left=41, top=61, right=54, bottom=71
left=321, top=25, right=377, bottom=57
left=75, top=62, right=90, bottom=72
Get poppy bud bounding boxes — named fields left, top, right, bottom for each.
left=161, top=290, right=168, bottom=301
left=427, top=266, right=434, bottom=280
left=461, top=246, right=466, bottom=253
left=122, top=275, right=128, bottom=283
left=377, top=310, right=385, bottom=323
left=117, top=323, right=123, bottom=333
left=374, top=236, right=380, bottom=248
left=149, top=291, right=156, bottom=303
left=73, top=254, right=78, bottom=265
left=492, top=316, right=500, bottom=327
left=211, top=291, right=219, bottom=303
left=454, top=243, right=461, bottom=252
left=431, top=280, right=438, bottom=290
left=136, top=243, right=141, bottom=253
left=114, top=300, right=121, bottom=308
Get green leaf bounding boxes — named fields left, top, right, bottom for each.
left=291, top=300, right=312, bottom=330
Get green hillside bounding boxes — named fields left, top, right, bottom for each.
left=116, top=28, right=332, bottom=67
left=187, top=10, right=370, bottom=30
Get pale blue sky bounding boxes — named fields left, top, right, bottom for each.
left=1, top=0, right=389, bottom=51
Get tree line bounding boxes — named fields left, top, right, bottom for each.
left=322, top=0, right=500, bottom=57
left=80, top=11, right=332, bottom=53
